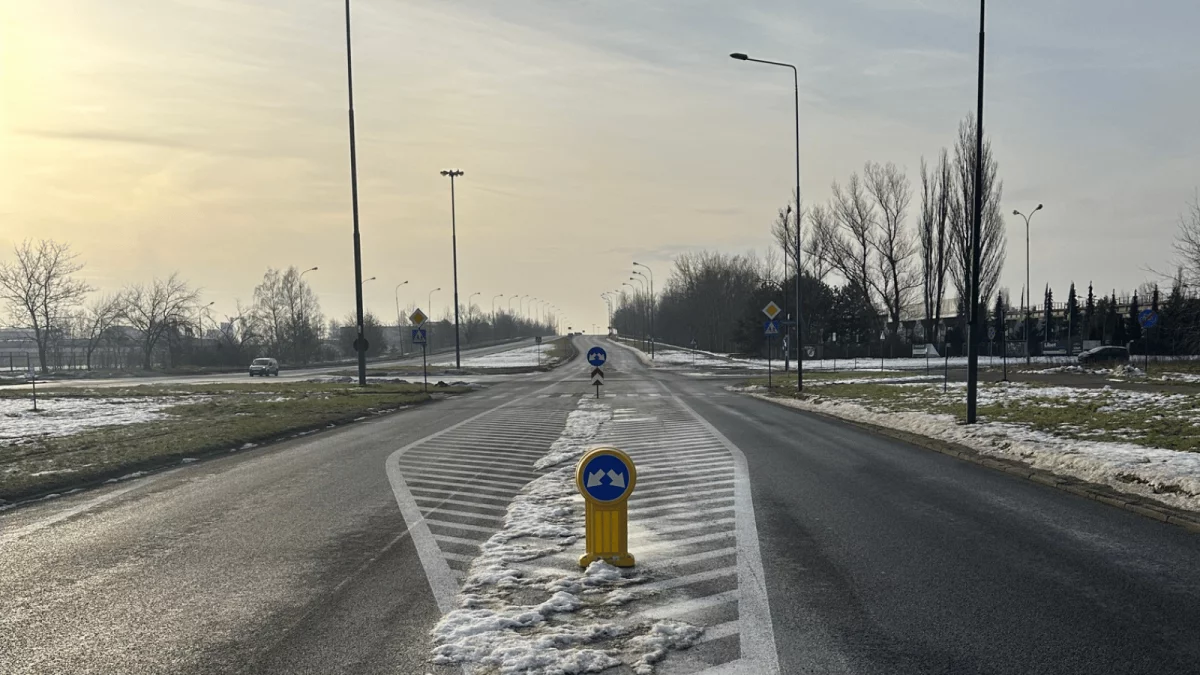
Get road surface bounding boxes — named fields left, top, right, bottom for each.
left=2, top=336, right=1197, bottom=673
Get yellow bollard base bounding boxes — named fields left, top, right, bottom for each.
left=579, top=552, right=636, bottom=568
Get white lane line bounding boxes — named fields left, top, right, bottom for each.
left=413, top=496, right=508, bottom=512
left=696, top=620, right=740, bottom=644
left=638, top=530, right=735, bottom=549
left=421, top=508, right=504, bottom=522
left=635, top=477, right=736, bottom=493
left=400, top=462, right=533, bottom=480
left=656, top=507, right=734, bottom=522
left=648, top=517, right=737, bottom=535
left=663, top=546, right=737, bottom=567
left=408, top=486, right=512, bottom=504
left=403, top=468, right=529, bottom=487
left=631, top=497, right=734, bottom=516
left=638, top=566, right=738, bottom=593
left=639, top=590, right=739, bottom=620
left=400, top=457, right=534, bottom=474
left=425, top=518, right=499, bottom=534
left=442, top=551, right=476, bottom=563
left=385, top=367, right=577, bottom=614
left=433, top=533, right=484, bottom=547
left=630, top=487, right=734, bottom=506
left=663, top=383, right=781, bottom=675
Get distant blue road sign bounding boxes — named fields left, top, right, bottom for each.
left=988, top=326, right=996, bottom=340
left=763, top=320, right=780, bottom=336
left=579, top=451, right=634, bottom=503
left=1139, top=309, right=1158, bottom=329
left=587, top=346, right=607, bottom=367
left=411, top=328, right=427, bottom=344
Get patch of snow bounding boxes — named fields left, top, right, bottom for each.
left=102, top=471, right=148, bottom=485
left=430, top=396, right=701, bottom=674
left=757, top=393, right=1200, bottom=512
left=1158, top=372, right=1200, bottom=384
left=432, top=340, right=564, bottom=369
left=240, top=442, right=257, bottom=450
left=0, top=396, right=202, bottom=447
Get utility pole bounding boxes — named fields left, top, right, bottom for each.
left=966, top=0, right=987, bottom=424
left=343, top=0, right=367, bottom=386
left=440, top=169, right=465, bottom=368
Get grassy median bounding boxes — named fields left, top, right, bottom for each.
left=0, top=381, right=469, bottom=503
left=744, top=376, right=1200, bottom=453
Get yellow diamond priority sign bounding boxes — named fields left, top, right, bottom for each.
left=762, top=301, right=782, bottom=320
left=409, top=308, right=428, bottom=326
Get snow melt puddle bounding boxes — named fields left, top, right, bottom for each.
left=431, top=397, right=703, bottom=674
left=0, top=396, right=199, bottom=446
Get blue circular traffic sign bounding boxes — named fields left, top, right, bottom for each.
left=576, top=448, right=636, bottom=504
left=587, top=346, right=607, bottom=367
left=1139, top=309, right=1158, bottom=329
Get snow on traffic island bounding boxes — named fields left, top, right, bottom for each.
left=741, top=386, right=1200, bottom=514
left=0, top=396, right=198, bottom=447
left=430, top=397, right=703, bottom=675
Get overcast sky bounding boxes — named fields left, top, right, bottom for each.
left=3, top=0, right=1199, bottom=332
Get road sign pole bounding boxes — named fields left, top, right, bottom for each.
left=767, top=335, right=773, bottom=389
left=422, top=343, right=428, bottom=393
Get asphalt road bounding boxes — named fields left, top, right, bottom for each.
left=3, top=336, right=1197, bottom=674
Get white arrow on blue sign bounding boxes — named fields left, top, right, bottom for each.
left=580, top=452, right=633, bottom=503
left=587, top=346, right=607, bottom=367
left=1138, top=309, right=1158, bottom=329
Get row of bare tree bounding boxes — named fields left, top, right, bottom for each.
left=772, top=114, right=1006, bottom=338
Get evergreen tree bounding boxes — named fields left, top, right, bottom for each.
left=1127, top=292, right=1142, bottom=344
left=994, top=293, right=1005, bottom=343
left=1043, top=285, right=1055, bottom=342
left=1105, top=292, right=1119, bottom=344
left=1152, top=284, right=1160, bottom=314
left=1066, top=282, right=1079, bottom=342
left=1085, top=282, right=1096, bottom=340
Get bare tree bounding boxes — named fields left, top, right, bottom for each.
left=949, top=113, right=1007, bottom=317
left=919, top=151, right=952, bottom=337
left=74, top=292, right=126, bottom=370
left=122, top=274, right=201, bottom=370
left=804, top=204, right=835, bottom=283
left=252, top=267, right=323, bottom=363
left=864, top=161, right=917, bottom=326
left=1174, top=192, right=1200, bottom=287
left=827, top=173, right=878, bottom=312
left=0, top=240, right=93, bottom=373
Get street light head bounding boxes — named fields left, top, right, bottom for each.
left=1035, top=203, right=1044, bottom=211
left=730, top=52, right=749, bottom=60
left=440, top=169, right=464, bottom=177
left=1012, top=210, right=1021, bottom=216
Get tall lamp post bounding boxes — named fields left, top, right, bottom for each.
left=440, top=169, right=465, bottom=368
left=394, top=280, right=409, bottom=355
left=1013, top=204, right=1044, bottom=365
left=299, top=266, right=318, bottom=362
left=965, top=0, right=988, bottom=425
left=343, top=0, right=367, bottom=386
left=633, top=263, right=655, bottom=358
left=491, top=293, right=504, bottom=341
left=731, top=51, right=804, bottom=391
left=467, top=292, right=480, bottom=344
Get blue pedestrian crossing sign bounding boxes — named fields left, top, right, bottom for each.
left=587, top=346, right=607, bottom=367
left=763, top=320, right=781, bottom=336
left=577, top=448, right=636, bottom=504
left=1139, top=309, right=1158, bottom=329
left=411, top=328, right=427, bottom=344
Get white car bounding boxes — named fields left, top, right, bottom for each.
left=249, top=357, right=279, bottom=376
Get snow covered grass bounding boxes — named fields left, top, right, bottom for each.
left=432, top=338, right=569, bottom=369
left=431, top=397, right=703, bottom=674
left=745, top=380, right=1200, bottom=512
left=0, top=381, right=463, bottom=504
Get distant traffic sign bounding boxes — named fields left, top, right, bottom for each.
left=587, top=346, right=607, bottom=367
left=353, top=337, right=370, bottom=352
left=536, top=335, right=543, bottom=344
left=763, top=320, right=780, bottom=336
left=409, top=308, right=428, bottom=326
left=411, top=328, right=427, bottom=344
left=591, top=367, right=605, bottom=384
left=1139, top=309, right=1158, bottom=329
left=689, top=338, right=698, bottom=348
left=762, top=301, right=782, bottom=320
left=988, top=326, right=996, bottom=340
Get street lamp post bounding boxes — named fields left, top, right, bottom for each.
left=491, top=293, right=503, bottom=341
left=428, top=287, right=440, bottom=347
left=1013, top=204, right=1044, bottom=365
left=440, top=169, right=465, bottom=368
left=965, top=0, right=988, bottom=424
left=298, top=267, right=318, bottom=362
left=633, top=262, right=655, bottom=358
left=731, top=51, right=804, bottom=392
left=343, top=0, right=367, bottom=386
left=467, top=292, right=481, bottom=344
left=394, top=280, right=409, bottom=356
